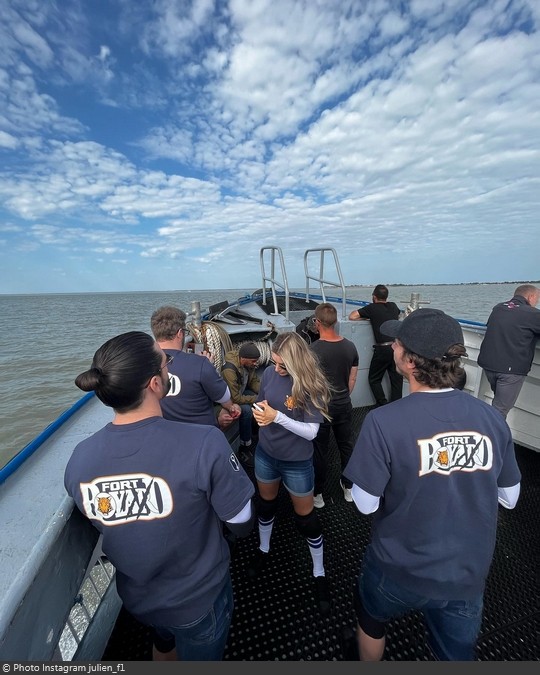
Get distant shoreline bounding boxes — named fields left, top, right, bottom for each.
left=1, top=281, right=539, bottom=297
left=347, top=281, right=540, bottom=288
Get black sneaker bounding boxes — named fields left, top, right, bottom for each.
left=314, top=575, right=331, bottom=615
left=247, top=548, right=269, bottom=579
left=237, top=448, right=254, bottom=468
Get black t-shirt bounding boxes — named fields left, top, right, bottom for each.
left=357, top=302, right=401, bottom=343
left=310, top=338, right=359, bottom=407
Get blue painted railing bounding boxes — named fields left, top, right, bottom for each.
left=0, top=392, right=95, bottom=485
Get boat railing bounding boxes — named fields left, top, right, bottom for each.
left=400, top=291, right=431, bottom=316
left=260, top=246, right=291, bottom=320
left=303, top=248, right=348, bottom=319
left=0, top=393, right=122, bottom=660
left=0, top=392, right=95, bottom=484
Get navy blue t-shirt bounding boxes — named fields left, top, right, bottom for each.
left=257, top=366, right=323, bottom=461
left=344, top=389, right=521, bottom=600
left=160, top=349, right=228, bottom=425
left=64, top=417, right=254, bottom=626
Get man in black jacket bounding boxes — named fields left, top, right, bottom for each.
left=478, top=284, right=540, bottom=418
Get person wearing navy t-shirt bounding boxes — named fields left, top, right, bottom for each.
left=248, top=331, right=332, bottom=614
left=343, top=309, right=521, bottom=661
left=64, top=331, right=255, bottom=661
left=150, top=305, right=241, bottom=427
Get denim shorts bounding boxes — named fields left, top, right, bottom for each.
left=254, top=445, right=314, bottom=497
left=153, top=573, right=234, bottom=661
left=356, top=546, right=483, bottom=661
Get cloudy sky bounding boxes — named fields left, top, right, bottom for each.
left=1, top=0, right=539, bottom=294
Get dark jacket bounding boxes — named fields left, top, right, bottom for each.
left=478, top=295, right=540, bottom=375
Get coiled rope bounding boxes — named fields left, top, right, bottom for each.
left=186, top=321, right=232, bottom=372
left=186, top=321, right=275, bottom=372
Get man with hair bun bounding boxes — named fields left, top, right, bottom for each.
left=65, top=331, right=255, bottom=661
left=344, top=309, right=521, bottom=661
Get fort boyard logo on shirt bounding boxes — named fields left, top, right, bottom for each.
left=417, top=432, right=493, bottom=476
left=284, top=394, right=296, bottom=410
left=79, top=473, right=173, bottom=525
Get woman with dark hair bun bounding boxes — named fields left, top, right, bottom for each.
left=65, top=331, right=255, bottom=661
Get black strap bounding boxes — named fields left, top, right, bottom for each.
left=222, top=361, right=243, bottom=387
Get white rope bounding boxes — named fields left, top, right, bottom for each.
left=232, top=339, right=273, bottom=367
left=186, top=322, right=275, bottom=372
left=186, top=321, right=233, bottom=372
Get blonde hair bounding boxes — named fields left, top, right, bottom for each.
left=271, top=332, right=332, bottom=421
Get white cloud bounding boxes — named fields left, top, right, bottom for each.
left=0, top=0, right=538, bottom=293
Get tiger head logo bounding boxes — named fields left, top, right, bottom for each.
left=436, top=449, right=449, bottom=466
left=284, top=394, right=295, bottom=410
left=97, top=496, right=113, bottom=515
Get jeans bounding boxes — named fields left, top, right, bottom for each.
left=153, top=573, right=234, bottom=661
left=238, top=388, right=257, bottom=443
left=255, top=445, right=314, bottom=497
left=239, top=403, right=254, bottom=443
left=356, top=546, right=483, bottom=661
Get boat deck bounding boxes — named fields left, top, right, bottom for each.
left=102, top=406, right=540, bottom=661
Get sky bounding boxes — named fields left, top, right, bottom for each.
left=1, top=0, right=539, bottom=294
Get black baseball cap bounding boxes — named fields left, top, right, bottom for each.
left=380, top=308, right=464, bottom=360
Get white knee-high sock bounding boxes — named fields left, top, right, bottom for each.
left=258, top=517, right=274, bottom=553
left=307, top=534, right=325, bottom=577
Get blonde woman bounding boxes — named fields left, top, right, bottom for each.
left=249, top=331, right=332, bottom=614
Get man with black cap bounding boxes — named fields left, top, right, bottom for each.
left=221, top=342, right=261, bottom=467
left=343, top=308, right=521, bottom=662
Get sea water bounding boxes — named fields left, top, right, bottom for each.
left=0, top=283, right=521, bottom=467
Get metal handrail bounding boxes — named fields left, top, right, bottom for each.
left=303, top=248, right=348, bottom=319
left=260, top=246, right=290, bottom=320
left=0, top=392, right=95, bottom=485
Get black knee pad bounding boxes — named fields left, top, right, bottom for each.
left=294, top=509, right=322, bottom=539
left=257, top=495, right=278, bottom=522
left=353, top=578, right=385, bottom=640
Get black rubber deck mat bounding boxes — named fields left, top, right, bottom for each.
left=102, top=406, right=540, bottom=661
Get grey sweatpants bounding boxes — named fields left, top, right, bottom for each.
left=483, top=369, right=525, bottom=419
